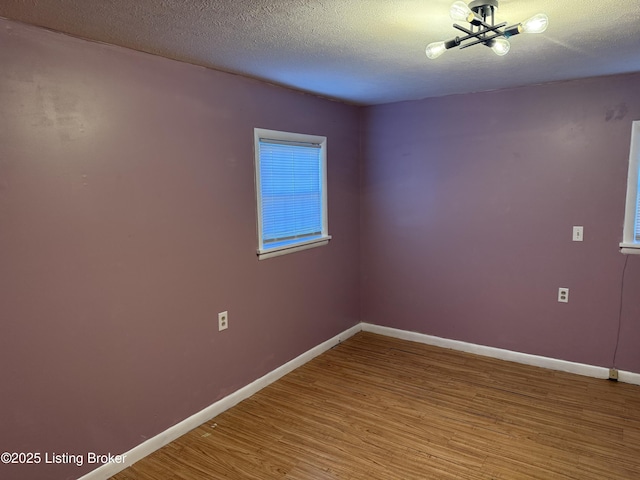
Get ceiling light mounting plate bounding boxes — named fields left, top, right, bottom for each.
left=469, top=0, right=498, bottom=10
left=469, top=0, right=498, bottom=21
left=471, top=1, right=500, bottom=31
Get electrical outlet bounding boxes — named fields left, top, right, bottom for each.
left=609, top=368, right=619, bottom=381
left=218, top=311, right=228, bottom=331
left=572, top=226, right=584, bottom=242
left=558, top=288, right=569, bottom=303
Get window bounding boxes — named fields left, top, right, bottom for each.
left=254, top=128, right=330, bottom=260
left=621, top=120, right=640, bottom=254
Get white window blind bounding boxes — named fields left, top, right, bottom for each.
left=620, top=121, right=640, bottom=254
left=254, top=129, right=330, bottom=259
left=260, top=139, right=322, bottom=245
left=633, top=172, right=640, bottom=243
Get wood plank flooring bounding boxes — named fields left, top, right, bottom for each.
left=111, top=332, right=640, bottom=479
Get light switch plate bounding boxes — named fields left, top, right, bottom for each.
left=572, top=226, right=584, bottom=242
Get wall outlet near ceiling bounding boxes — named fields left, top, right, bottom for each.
left=572, top=226, right=584, bottom=241
left=218, top=311, right=228, bottom=331
left=609, top=368, right=619, bottom=381
left=558, top=288, right=569, bottom=303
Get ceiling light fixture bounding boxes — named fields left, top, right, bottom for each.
left=426, top=0, right=548, bottom=59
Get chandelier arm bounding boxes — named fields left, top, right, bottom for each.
left=478, top=21, right=506, bottom=32
left=459, top=32, right=503, bottom=49
left=451, top=22, right=507, bottom=47
left=453, top=24, right=474, bottom=36
left=503, top=23, right=522, bottom=37
left=475, top=18, right=503, bottom=31
left=452, top=21, right=506, bottom=38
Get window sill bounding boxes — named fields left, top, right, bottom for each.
left=258, top=236, right=332, bottom=260
left=619, top=243, right=640, bottom=255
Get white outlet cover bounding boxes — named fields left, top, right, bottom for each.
left=218, top=311, right=228, bottom=331
left=558, top=288, right=569, bottom=303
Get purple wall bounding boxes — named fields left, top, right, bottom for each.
left=0, top=19, right=360, bottom=480
left=361, top=73, right=640, bottom=373
left=3, top=14, right=640, bottom=480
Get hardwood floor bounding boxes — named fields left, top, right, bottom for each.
left=111, top=332, right=640, bottom=479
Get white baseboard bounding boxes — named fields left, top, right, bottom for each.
left=78, top=321, right=640, bottom=479
left=77, top=324, right=362, bottom=480
left=361, top=323, right=640, bottom=386
left=619, top=370, right=640, bottom=385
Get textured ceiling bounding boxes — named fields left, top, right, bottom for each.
left=1, top=0, right=639, bottom=105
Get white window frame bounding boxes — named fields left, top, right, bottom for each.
left=620, top=120, right=640, bottom=255
left=254, top=128, right=331, bottom=260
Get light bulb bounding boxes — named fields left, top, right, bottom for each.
left=491, top=38, right=510, bottom=56
left=449, top=1, right=474, bottom=22
left=521, top=13, right=548, bottom=34
left=426, top=41, right=447, bottom=60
